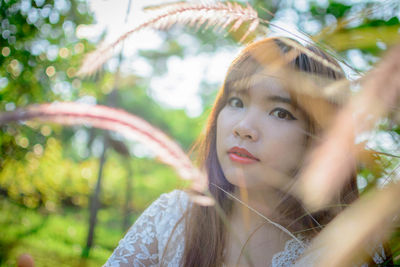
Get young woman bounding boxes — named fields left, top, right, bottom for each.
left=104, top=37, right=389, bottom=266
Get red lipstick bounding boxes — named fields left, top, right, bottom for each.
left=227, top=147, right=259, bottom=164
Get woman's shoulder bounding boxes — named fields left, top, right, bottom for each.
left=155, top=189, right=190, bottom=208
left=123, top=189, right=188, bottom=229
left=129, top=189, right=189, bottom=237
left=153, top=190, right=189, bottom=266
left=103, top=190, right=189, bottom=267
left=152, top=189, right=189, bottom=225
left=288, top=238, right=389, bottom=267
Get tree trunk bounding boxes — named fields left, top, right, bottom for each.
left=122, top=161, right=133, bottom=231
left=82, top=136, right=108, bottom=258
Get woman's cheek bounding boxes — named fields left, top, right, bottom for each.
left=264, top=126, right=306, bottom=172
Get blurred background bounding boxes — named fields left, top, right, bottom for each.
left=0, top=0, right=399, bottom=266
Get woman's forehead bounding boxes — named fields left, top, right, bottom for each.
left=228, top=73, right=291, bottom=99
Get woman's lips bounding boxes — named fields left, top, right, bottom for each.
left=227, top=146, right=260, bottom=164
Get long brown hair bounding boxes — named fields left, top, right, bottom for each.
left=181, top=37, right=359, bottom=266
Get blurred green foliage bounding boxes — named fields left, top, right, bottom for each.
left=0, top=195, right=123, bottom=266
left=0, top=0, right=94, bottom=168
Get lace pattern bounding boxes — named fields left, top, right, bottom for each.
left=271, top=237, right=308, bottom=267
left=104, top=190, right=188, bottom=267
left=104, top=190, right=388, bottom=267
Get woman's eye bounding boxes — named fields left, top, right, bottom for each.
left=228, top=97, right=243, bottom=108
left=270, top=108, right=297, bottom=121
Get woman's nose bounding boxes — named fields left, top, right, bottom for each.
left=233, top=114, right=259, bottom=141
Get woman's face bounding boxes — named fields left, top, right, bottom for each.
left=216, top=74, right=308, bottom=190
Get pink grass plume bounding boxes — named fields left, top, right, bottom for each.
left=0, top=102, right=208, bottom=194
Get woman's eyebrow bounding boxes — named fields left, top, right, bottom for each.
left=230, top=88, right=248, bottom=97
left=266, top=95, right=292, bottom=105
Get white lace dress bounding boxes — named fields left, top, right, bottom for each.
left=104, top=190, right=386, bottom=267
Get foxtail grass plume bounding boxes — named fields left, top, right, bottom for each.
left=0, top=102, right=209, bottom=197
left=296, top=43, right=400, bottom=211
left=78, top=1, right=260, bottom=76
left=298, top=175, right=400, bottom=266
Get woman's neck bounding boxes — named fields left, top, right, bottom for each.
left=232, top=186, right=284, bottom=222
left=224, top=187, right=292, bottom=266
